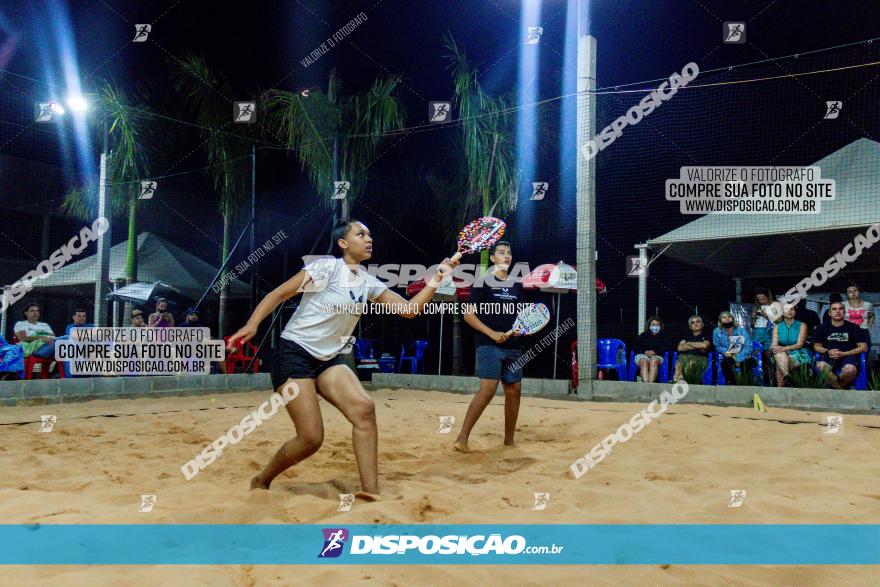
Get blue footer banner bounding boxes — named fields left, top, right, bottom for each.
left=1, top=524, right=878, bottom=564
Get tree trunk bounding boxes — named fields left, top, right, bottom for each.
left=218, top=213, right=231, bottom=337
left=123, top=196, right=138, bottom=324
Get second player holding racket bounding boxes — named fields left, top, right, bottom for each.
left=227, top=219, right=458, bottom=497
left=455, top=240, right=535, bottom=452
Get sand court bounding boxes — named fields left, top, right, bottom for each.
left=2, top=388, right=879, bottom=584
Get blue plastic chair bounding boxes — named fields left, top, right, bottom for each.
left=812, top=351, right=867, bottom=390
left=596, top=338, right=627, bottom=380
left=354, top=339, right=374, bottom=361
left=716, top=342, right=763, bottom=386
left=399, top=340, right=428, bottom=374
left=671, top=351, right=715, bottom=385
left=628, top=351, right=670, bottom=383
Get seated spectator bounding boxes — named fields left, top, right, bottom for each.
left=673, top=314, right=712, bottom=382
left=59, top=308, right=93, bottom=377
left=14, top=303, right=56, bottom=360
left=148, top=298, right=175, bottom=328
left=813, top=301, right=868, bottom=389
left=179, top=307, right=204, bottom=328
left=844, top=285, right=874, bottom=330
left=65, top=308, right=91, bottom=336
left=713, top=311, right=755, bottom=385
left=822, top=293, right=844, bottom=323
left=751, top=287, right=783, bottom=382
left=633, top=316, right=673, bottom=383
left=770, top=303, right=811, bottom=387
left=844, top=284, right=874, bottom=362
left=131, top=308, right=146, bottom=327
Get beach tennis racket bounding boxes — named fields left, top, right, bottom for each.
left=506, top=303, right=551, bottom=336
left=450, top=216, right=506, bottom=262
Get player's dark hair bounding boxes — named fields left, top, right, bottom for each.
left=73, top=308, right=87, bottom=315
left=490, top=240, right=511, bottom=256
left=829, top=292, right=843, bottom=304
left=332, top=218, right=364, bottom=254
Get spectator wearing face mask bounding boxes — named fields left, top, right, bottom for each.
left=713, top=310, right=755, bottom=384
left=632, top=316, right=673, bottom=383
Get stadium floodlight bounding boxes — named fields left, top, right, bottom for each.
left=65, top=94, right=90, bottom=112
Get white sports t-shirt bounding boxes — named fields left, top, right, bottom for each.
left=13, top=321, right=55, bottom=338
left=281, top=258, right=388, bottom=360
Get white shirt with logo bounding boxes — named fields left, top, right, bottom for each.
left=13, top=321, right=55, bottom=338
left=281, top=258, right=387, bottom=360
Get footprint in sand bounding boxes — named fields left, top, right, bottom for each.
left=448, top=473, right=487, bottom=485
left=414, top=495, right=449, bottom=521
left=496, top=456, right=537, bottom=473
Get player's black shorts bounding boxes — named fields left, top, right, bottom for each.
left=271, top=338, right=347, bottom=388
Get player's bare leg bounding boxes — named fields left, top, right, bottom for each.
left=316, top=365, right=380, bottom=494
left=502, top=381, right=521, bottom=446
left=455, top=378, right=499, bottom=452
left=251, top=379, right=323, bottom=490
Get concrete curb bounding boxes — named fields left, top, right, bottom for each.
left=369, top=374, right=880, bottom=415
left=0, top=373, right=274, bottom=407
left=4, top=372, right=879, bottom=415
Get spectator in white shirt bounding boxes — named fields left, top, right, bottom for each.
left=14, top=303, right=56, bottom=358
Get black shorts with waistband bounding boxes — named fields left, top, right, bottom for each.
left=270, top=338, right=347, bottom=388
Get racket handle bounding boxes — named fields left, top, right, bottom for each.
left=450, top=251, right=462, bottom=262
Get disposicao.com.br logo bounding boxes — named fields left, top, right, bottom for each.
left=318, top=528, right=563, bottom=558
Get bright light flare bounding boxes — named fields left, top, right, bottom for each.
left=65, top=94, right=90, bottom=112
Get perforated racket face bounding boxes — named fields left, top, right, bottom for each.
left=457, top=217, right=506, bottom=255
left=513, top=303, right=551, bottom=335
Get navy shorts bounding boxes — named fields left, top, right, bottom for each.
left=816, top=354, right=860, bottom=375
left=476, top=345, right=523, bottom=384
left=271, top=338, right=347, bottom=388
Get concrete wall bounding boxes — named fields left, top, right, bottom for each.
left=369, top=373, right=571, bottom=398
left=0, top=373, right=273, bottom=406
left=3, top=372, right=879, bottom=415
left=371, top=374, right=880, bottom=415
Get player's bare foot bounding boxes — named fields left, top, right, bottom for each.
left=250, top=475, right=270, bottom=490
left=453, top=438, right=470, bottom=453
left=355, top=490, right=382, bottom=502
left=503, top=440, right=516, bottom=447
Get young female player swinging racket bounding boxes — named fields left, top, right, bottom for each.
left=227, top=219, right=458, bottom=496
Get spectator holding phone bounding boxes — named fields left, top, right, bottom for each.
left=713, top=310, right=754, bottom=384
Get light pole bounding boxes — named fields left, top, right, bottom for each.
left=65, top=94, right=112, bottom=327
left=575, top=0, right=598, bottom=389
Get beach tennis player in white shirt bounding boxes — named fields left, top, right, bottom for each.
left=227, top=219, right=458, bottom=498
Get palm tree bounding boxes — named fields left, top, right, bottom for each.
left=262, top=69, right=405, bottom=220
left=63, top=81, right=152, bottom=322
left=437, top=35, right=520, bottom=374
left=445, top=35, right=519, bottom=265
left=172, top=53, right=254, bottom=337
